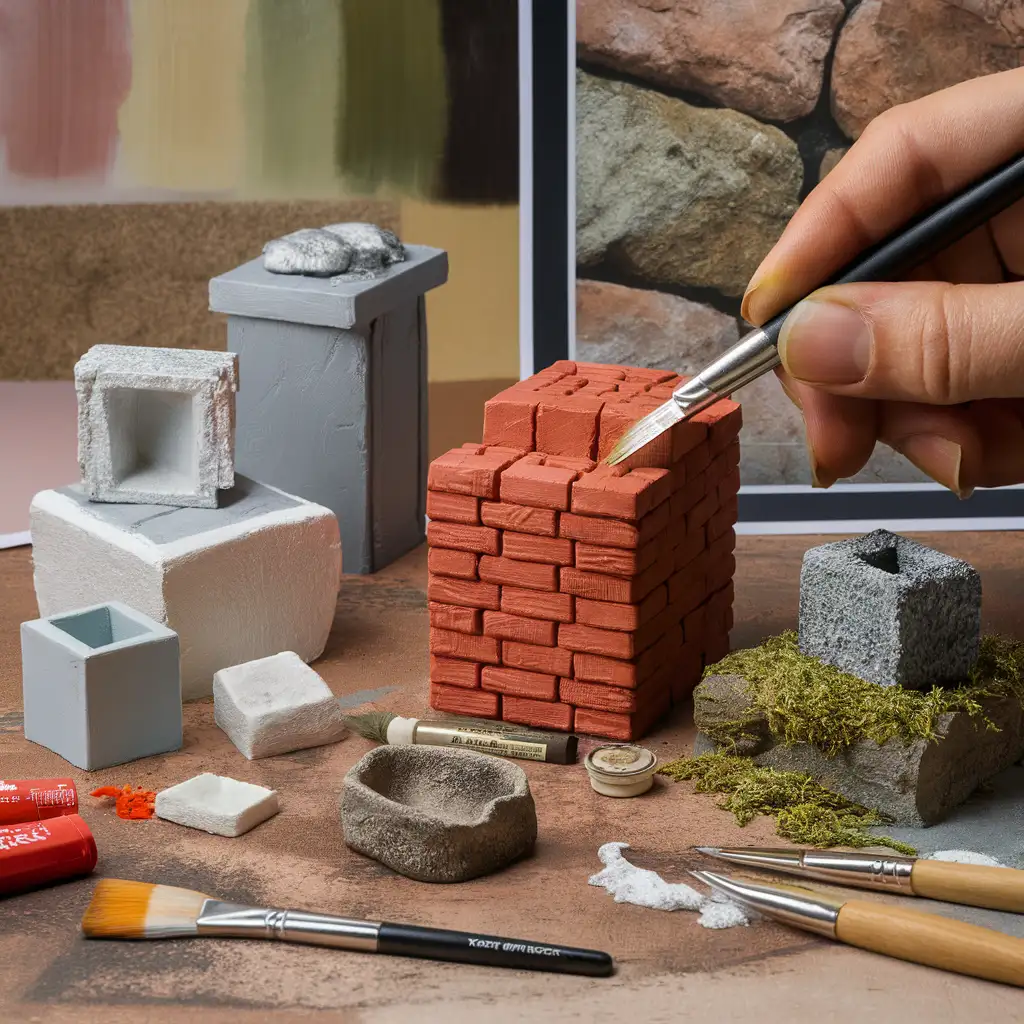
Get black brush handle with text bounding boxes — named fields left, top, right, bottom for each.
left=377, top=922, right=614, bottom=977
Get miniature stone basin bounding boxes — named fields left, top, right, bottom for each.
left=340, top=745, right=537, bottom=883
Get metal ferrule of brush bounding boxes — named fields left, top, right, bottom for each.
left=693, top=872, right=842, bottom=939
left=196, top=901, right=381, bottom=951
left=671, top=326, right=779, bottom=414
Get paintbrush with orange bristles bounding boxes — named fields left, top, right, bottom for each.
left=81, top=879, right=614, bottom=977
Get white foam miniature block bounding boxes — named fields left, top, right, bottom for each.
left=155, top=773, right=279, bottom=837
left=74, top=345, right=239, bottom=508
left=213, top=651, right=348, bottom=759
left=30, top=477, right=341, bottom=700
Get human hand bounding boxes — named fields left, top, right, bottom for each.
left=742, top=67, right=1024, bottom=496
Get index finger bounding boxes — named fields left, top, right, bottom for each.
left=742, top=67, right=1024, bottom=326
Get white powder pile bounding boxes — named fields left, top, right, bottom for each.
left=588, top=842, right=751, bottom=930
left=927, top=849, right=1005, bottom=867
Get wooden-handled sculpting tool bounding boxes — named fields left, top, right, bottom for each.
left=695, top=846, right=1024, bottom=914
left=606, top=151, right=1024, bottom=465
left=691, top=869, right=1024, bottom=988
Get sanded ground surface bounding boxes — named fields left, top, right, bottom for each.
left=2, top=532, right=1024, bottom=1022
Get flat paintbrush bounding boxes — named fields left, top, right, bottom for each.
left=81, top=879, right=613, bottom=977
left=696, top=846, right=1024, bottom=914
left=691, top=869, right=1024, bottom=988
left=607, top=150, right=1024, bottom=465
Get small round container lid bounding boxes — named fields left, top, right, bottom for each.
left=585, top=744, right=657, bottom=780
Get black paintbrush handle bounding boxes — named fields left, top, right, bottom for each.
left=759, top=150, right=1024, bottom=345
left=376, top=921, right=614, bottom=977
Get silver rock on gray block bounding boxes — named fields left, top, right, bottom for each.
left=262, top=228, right=353, bottom=277
left=798, top=529, right=981, bottom=689
left=322, top=222, right=405, bottom=272
left=693, top=673, right=1024, bottom=827
left=341, top=744, right=537, bottom=882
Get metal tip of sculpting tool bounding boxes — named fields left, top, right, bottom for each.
left=692, top=847, right=720, bottom=856
left=694, top=847, right=805, bottom=872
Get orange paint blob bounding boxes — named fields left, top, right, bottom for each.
left=91, top=784, right=156, bottom=820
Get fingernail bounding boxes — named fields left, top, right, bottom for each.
left=895, top=435, right=972, bottom=498
left=778, top=299, right=872, bottom=385
left=779, top=378, right=803, bottom=410
left=804, top=436, right=835, bottom=489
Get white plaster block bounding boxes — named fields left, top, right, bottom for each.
left=155, top=773, right=279, bottom=837
left=30, top=477, right=341, bottom=700
left=75, top=345, right=239, bottom=508
left=213, top=651, right=347, bottom=759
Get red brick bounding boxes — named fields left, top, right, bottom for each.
left=683, top=605, right=706, bottom=647
left=429, top=602, right=482, bottom=635
left=503, top=696, right=575, bottom=732
left=482, top=665, right=558, bottom=701
left=503, top=641, right=573, bottom=677
left=670, top=645, right=704, bottom=704
left=501, top=587, right=574, bottom=623
left=426, top=491, right=480, bottom=525
left=624, top=368, right=676, bottom=384
left=427, top=575, right=500, bottom=610
left=596, top=399, right=672, bottom=467
left=483, top=610, right=557, bottom=646
left=559, top=502, right=670, bottom=548
left=718, top=469, right=741, bottom=502
left=575, top=532, right=665, bottom=577
left=482, top=388, right=540, bottom=450
left=708, top=498, right=738, bottom=542
left=575, top=585, right=668, bottom=632
left=573, top=627, right=682, bottom=688
left=502, top=532, right=574, bottom=566
left=430, top=655, right=482, bottom=688
left=500, top=458, right=577, bottom=511
left=674, top=527, right=706, bottom=572
left=692, top=398, right=742, bottom=455
left=572, top=465, right=672, bottom=520
left=577, top=381, right=618, bottom=397
left=558, top=621, right=637, bottom=660
left=430, top=683, right=500, bottom=718
left=669, top=567, right=708, bottom=617
left=561, top=556, right=672, bottom=604
left=574, top=684, right=671, bottom=741
left=707, top=445, right=740, bottom=491
left=535, top=394, right=604, bottom=459
left=686, top=491, right=720, bottom=532
left=709, top=528, right=736, bottom=562
left=575, top=361, right=626, bottom=378
left=430, top=628, right=501, bottom=664
left=427, top=548, right=477, bottom=580
left=480, top=501, right=558, bottom=537
left=427, top=446, right=522, bottom=499
left=683, top=443, right=712, bottom=479
left=704, top=631, right=731, bottom=667
left=706, top=553, right=736, bottom=594
left=479, top=555, right=557, bottom=591
left=544, top=455, right=596, bottom=474
left=426, top=521, right=500, bottom=555
left=671, top=473, right=708, bottom=520
left=559, top=678, right=638, bottom=714
left=707, top=580, right=734, bottom=627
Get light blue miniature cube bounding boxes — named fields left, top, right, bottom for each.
left=21, top=600, right=182, bottom=770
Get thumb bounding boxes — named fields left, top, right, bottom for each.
left=777, top=280, right=1024, bottom=404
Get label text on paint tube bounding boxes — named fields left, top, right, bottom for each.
left=0, top=823, right=51, bottom=850
left=468, top=938, right=561, bottom=956
left=414, top=725, right=549, bottom=762
left=0, top=782, right=16, bottom=792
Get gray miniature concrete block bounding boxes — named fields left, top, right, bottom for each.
left=693, top=674, right=1024, bottom=826
left=30, top=477, right=341, bottom=700
left=209, top=237, right=448, bottom=574
left=799, top=529, right=981, bottom=689
left=21, top=600, right=181, bottom=771
left=155, top=773, right=279, bottom=837
left=341, top=745, right=537, bottom=882
left=213, top=651, right=348, bottom=759
left=74, top=345, right=239, bottom=509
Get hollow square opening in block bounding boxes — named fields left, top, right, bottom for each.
left=859, top=544, right=900, bottom=575
left=50, top=605, right=151, bottom=649
left=105, top=387, right=199, bottom=496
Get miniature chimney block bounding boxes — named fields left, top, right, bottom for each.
left=209, top=227, right=448, bottom=574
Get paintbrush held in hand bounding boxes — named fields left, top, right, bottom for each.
left=82, top=879, right=613, bottom=977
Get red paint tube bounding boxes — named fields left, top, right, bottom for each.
left=0, top=778, right=78, bottom=825
left=0, top=815, right=98, bottom=896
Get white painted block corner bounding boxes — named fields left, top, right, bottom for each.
left=213, top=651, right=347, bottom=759
left=155, top=773, right=279, bottom=837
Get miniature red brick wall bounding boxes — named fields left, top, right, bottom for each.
left=426, top=360, right=741, bottom=742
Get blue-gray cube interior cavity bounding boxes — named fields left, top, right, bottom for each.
left=21, top=600, right=182, bottom=770
left=798, top=529, right=982, bottom=689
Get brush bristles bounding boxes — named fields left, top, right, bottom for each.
left=605, top=400, right=683, bottom=465
left=82, top=879, right=208, bottom=940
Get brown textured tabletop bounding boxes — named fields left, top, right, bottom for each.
left=2, top=533, right=1023, bottom=1023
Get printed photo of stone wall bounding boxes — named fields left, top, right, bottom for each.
left=575, top=0, right=1023, bottom=485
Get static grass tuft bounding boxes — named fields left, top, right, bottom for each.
left=701, top=632, right=1024, bottom=757
left=659, top=752, right=917, bottom=855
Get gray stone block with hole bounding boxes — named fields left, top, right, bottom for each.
left=209, top=225, right=447, bottom=574
left=75, top=345, right=238, bottom=508
left=21, top=600, right=182, bottom=771
left=798, top=529, right=982, bottom=689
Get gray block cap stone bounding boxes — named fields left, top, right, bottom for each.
left=341, top=745, right=538, bottom=883
left=798, top=529, right=981, bottom=689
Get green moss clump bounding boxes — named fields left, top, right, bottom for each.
left=660, top=752, right=917, bottom=855
left=703, top=632, right=1024, bottom=757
